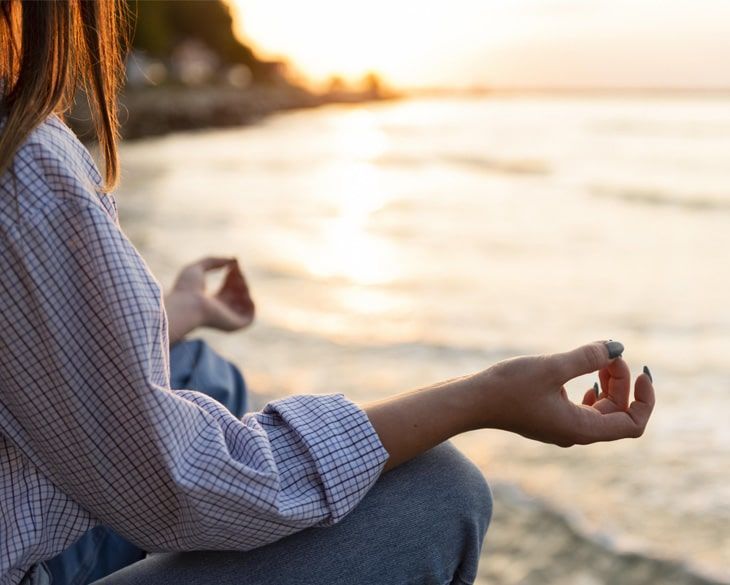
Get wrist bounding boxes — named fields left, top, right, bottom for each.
left=461, top=368, right=506, bottom=431
left=165, top=290, right=206, bottom=343
left=426, top=371, right=502, bottom=434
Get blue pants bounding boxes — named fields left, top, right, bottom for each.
left=41, top=340, right=492, bottom=585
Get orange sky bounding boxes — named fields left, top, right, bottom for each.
left=230, top=0, right=730, bottom=89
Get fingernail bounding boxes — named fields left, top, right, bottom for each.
left=605, top=340, right=624, bottom=359
left=643, top=365, right=653, bottom=383
left=593, top=382, right=600, bottom=399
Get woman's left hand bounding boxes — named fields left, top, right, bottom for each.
left=165, top=257, right=255, bottom=344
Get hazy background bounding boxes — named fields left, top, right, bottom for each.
left=231, top=0, right=730, bottom=90
left=112, top=2, right=730, bottom=584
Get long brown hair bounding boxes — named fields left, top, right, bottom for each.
left=0, top=0, right=127, bottom=191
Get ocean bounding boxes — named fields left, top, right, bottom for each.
left=115, top=95, right=730, bottom=585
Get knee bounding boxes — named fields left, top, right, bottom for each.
left=384, top=442, right=491, bottom=583
left=426, top=442, right=493, bottom=539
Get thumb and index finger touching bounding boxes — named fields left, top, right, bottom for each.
left=191, top=257, right=249, bottom=284
left=556, top=340, right=626, bottom=379
left=555, top=340, right=656, bottom=441
left=195, top=256, right=237, bottom=272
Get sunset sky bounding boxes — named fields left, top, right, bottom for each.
left=230, top=0, right=730, bottom=89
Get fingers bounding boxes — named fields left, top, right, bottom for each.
left=598, top=367, right=610, bottom=396
left=207, top=302, right=254, bottom=331
left=582, top=387, right=597, bottom=406
left=215, top=259, right=255, bottom=323
left=220, top=260, right=250, bottom=292
left=592, top=359, right=630, bottom=413
left=628, top=369, right=655, bottom=431
left=583, top=370, right=655, bottom=442
left=553, top=340, right=623, bottom=382
left=195, top=256, right=236, bottom=272
left=606, top=358, right=631, bottom=410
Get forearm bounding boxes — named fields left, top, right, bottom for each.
left=164, top=291, right=204, bottom=345
left=362, top=371, right=492, bottom=472
left=363, top=342, right=655, bottom=471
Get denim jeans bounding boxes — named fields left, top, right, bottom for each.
left=29, top=340, right=492, bottom=585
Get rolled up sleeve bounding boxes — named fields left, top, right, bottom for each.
left=259, top=394, right=390, bottom=525
left=0, top=195, right=389, bottom=553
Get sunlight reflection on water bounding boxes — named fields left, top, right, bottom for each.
left=116, top=96, right=730, bottom=583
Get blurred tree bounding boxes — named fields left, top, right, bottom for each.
left=362, top=72, right=382, bottom=98
left=327, top=75, right=346, bottom=93
left=126, top=0, right=278, bottom=83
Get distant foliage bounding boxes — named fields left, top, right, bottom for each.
left=126, top=0, right=275, bottom=82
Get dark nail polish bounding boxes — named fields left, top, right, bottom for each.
left=643, top=365, right=653, bottom=383
left=593, top=382, right=600, bottom=399
left=605, top=340, right=624, bottom=359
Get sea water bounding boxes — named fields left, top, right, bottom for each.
left=116, top=95, right=730, bottom=585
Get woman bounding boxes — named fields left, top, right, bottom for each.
left=0, top=2, right=655, bottom=585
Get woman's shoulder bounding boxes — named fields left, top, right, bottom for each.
left=40, top=114, right=104, bottom=185
left=0, top=113, right=110, bottom=225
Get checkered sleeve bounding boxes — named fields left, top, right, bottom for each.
left=2, top=195, right=389, bottom=552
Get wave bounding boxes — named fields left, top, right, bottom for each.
left=249, top=322, right=526, bottom=363
left=592, top=186, right=730, bottom=212
left=375, top=153, right=551, bottom=177
left=482, top=481, right=729, bottom=585
left=594, top=119, right=730, bottom=139
left=441, top=154, right=550, bottom=176
left=248, top=317, right=730, bottom=373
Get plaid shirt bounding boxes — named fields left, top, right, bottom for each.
left=0, top=115, right=389, bottom=585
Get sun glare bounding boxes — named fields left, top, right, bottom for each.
left=304, top=110, right=396, bottom=286
left=230, top=0, right=730, bottom=90
left=229, top=0, right=515, bottom=88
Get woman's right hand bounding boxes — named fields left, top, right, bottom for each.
left=474, top=341, right=656, bottom=447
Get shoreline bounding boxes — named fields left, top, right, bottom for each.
left=68, top=87, right=727, bottom=143
left=476, top=480, right=730, bottom=585
left=69, top=84, right=399, bottom=142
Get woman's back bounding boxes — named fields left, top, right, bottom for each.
left=0, top=115, right=106, bottom=585
left=0, top=115, right=389, bottom=585
left=0, top=115, right=123, bottom=585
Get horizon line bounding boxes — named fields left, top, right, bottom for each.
left=395, top=85, right=730, bottom=97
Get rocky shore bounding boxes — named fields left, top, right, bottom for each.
left=69, top=84, right=396, bottom=141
